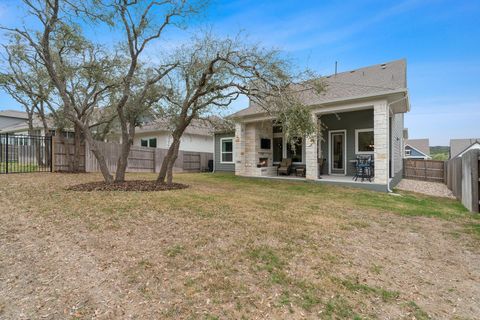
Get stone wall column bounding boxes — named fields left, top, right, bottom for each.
left=306, top=112, right=319, bottom=180
left=234, top=123, right=245, bottom=176
left=373, top=101, right=389, bottom=185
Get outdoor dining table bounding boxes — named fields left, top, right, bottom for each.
left=352, top=159, right=374, bottom=182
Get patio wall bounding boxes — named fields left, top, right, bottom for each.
left=319, top=109, right=373, bottom=176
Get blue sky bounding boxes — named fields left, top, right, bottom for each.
left=1, top=0, right=479, bottom=145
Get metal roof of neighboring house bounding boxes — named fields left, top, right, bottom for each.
left=230, top=59, right=407, bottom=118
left=405, top=139, right=430, bottom=156
left=0, top=110, right=29, bottom=119
left=450, top=138, right=480, bottom=158
left=136, top=118, right=214, bottom=136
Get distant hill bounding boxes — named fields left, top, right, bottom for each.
left=430, top=146, right=450, bottom=160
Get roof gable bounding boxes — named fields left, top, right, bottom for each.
left=454, top=142, right=480, bottom=158
left=405, top=144, right=430, bottom=158
left=450, top=138, right=480, bottom=158
left=405, top=138, right=430, bottom=156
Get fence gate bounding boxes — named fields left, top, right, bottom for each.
left=0, top=133, right=52, bottom=174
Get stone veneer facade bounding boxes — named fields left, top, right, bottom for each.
left=373, top=101, right=389, bottom=185
left=235, top=120, right=277, bottom=177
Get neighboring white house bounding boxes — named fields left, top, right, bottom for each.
left=404, top=138, right=431, bottom=160
left=1, top=110, right=214, bottom=155
left=0, top=110, right=76, bottom=139
left=0, top=110, right=29, bottom=132
left=133, top=118, right=214, bottom=153
left=214, top=59, right=410, bottom=192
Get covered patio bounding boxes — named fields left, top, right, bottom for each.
left=229, top=59, right=409, bottom=192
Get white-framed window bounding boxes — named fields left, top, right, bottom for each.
left=220, top=137, right=234, bottom=163
left=405, top=149, right=411, bottom=156
left=141, top=138, right=157, bottom=148
left=355, top=128, right=374, bottom=154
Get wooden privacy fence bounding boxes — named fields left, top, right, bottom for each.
left=53, top=137, right=86, bottom=172
left=85, top=141, right=156, bottom=173
left=53, top=137, right=212, bottom=174
left=403, top=159, right=446, bottom=182
left=446, top=149, right=479, bottom=213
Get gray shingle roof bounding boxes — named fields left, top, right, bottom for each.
left=230, top=59, right=407, bottom=118
left=450, top=138, right=480, bottom=158
left=136, top=118, right=214, bottom=136
left=0, top=110, right=29, bottom=119
left=405, top=139, right=430, bottom=156
left=0, top=116, right=54, bottom=133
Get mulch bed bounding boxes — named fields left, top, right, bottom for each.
left=67, top=180, right=189, bottom=192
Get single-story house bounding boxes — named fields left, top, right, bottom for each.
left=450, top=138, right=480, bottom=159
left=134, top=118, right=214, bottom=153
left=214, top=59, right=410, bottom=192
left=1, top=110, right=214, bottom=155
left=404, top=138, right=431, bottom=159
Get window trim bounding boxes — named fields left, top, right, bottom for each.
left=140, top=137, right=157, bottom=148
left=405, top=149, right=411, bottom=156
left=220, top=137, right=234, bottom=164
left=355, top=128, right=374, bottom=155
left=148, top=137, right=157, bottom=148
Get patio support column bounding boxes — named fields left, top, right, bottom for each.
left=373, top=101, right=389, bottom=185
left=306, top=112, right=319, bottom=180
left=234, top=122, right=245, bottom=176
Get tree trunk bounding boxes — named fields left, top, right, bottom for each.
left=166, top=140, right=181, bottom=185
left=27, top=120, right=44, bottom=167
left=115, top=122, right=135, bottom=182
left=40, top=117, right=51, bottom=167
left=157, top=134, right=181, bottom=185
left=83, top=129, right=113, bottom=183
left=72, top=123, right=82, bottom=172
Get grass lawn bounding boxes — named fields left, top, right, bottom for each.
left=0, top=161, right=39, bottom=173
left=0, top=172, right=479, bottom=319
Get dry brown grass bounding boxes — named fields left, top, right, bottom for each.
left=0, top=172, right=479, bottom=319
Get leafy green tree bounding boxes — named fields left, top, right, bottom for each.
left=155, top=33, right=323, bottom=185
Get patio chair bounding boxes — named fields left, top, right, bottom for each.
left=277, top=158, right=292, bottom=176
left=353, top=156, right=373, bottom=182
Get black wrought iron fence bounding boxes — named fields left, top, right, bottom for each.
left=0, top=133, right=52, bottom=174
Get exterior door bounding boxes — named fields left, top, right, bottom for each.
left=330, top=131, right=346, bottom=175
left=273, top=137, right=283, bottom=163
